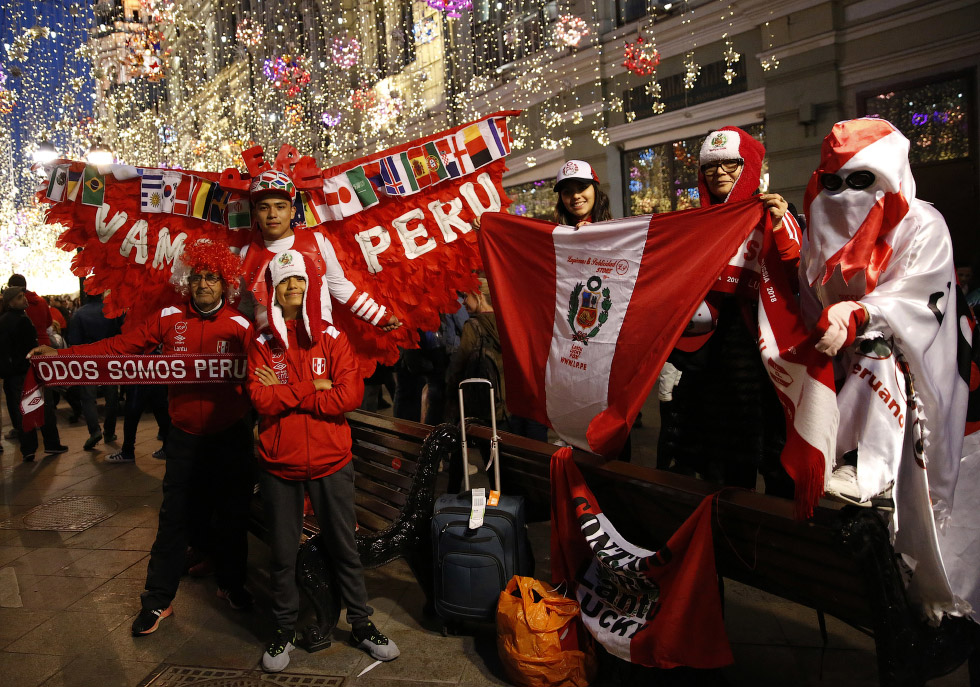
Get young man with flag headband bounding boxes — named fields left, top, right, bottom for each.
left=29, top=239, right=256, bottom=635
left=800, top=117, right=979, bottom=623
left=656, top=126, right=802, bottom=493
left=247, top=250, right=400, bottom=672
left=239, top=169, right=401, bottom=334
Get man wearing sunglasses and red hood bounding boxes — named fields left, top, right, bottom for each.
left=657, top=126, right=802, bottom=494
left=801, top=117, right=978, bottom=623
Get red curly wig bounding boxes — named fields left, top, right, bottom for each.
left=170, top=239, right=244, bottom=298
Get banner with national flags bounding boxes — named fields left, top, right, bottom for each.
left=36, top=111, right=519, bottom=374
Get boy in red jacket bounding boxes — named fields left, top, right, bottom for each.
left=248, top=249, right=399, bottom=672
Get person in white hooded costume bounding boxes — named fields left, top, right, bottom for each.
left=801, top=117, right=979, bottom=623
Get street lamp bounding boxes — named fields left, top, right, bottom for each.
left=86, top=141, right=113, bottom=165
left=32, top=140, right=59, bottom=165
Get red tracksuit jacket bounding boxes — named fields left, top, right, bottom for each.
left=62, top=300, right=252, bottom=435
left=247, top=320, right=364, bottom=481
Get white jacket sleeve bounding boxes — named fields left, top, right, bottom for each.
left=314, top=232, right=389, bottom=326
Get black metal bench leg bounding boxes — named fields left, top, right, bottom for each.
left=296, top=535, right=341, bottom=652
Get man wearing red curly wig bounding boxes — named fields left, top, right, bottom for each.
left=30, top=239, right=256, bottom=636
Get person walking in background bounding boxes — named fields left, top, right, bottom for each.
left=66, top=287, right=123, bottom=451
left=0, top=286, right=67, bottom=461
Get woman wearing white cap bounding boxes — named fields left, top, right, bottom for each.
left=552, top=159, right=612, bottom=228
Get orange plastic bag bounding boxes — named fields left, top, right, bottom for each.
left=496, top=576, right=596, bottom=687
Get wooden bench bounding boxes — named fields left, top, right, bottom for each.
left=249, top=411, right=456, bottom=650
left=462, top=422, right=979, bottom=687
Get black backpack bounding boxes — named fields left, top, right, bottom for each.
left=460, top=317, right=506, bottom=424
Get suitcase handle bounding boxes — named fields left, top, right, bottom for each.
left=458, top=378, right=501, bottom=494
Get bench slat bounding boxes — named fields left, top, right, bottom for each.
left=352, top=457, right=415, bottom=491
left=354, top=443, right=419, bottom=476
left=355, top=490, right=402, bottom=523
left=356, top=477, right=408, bottom=509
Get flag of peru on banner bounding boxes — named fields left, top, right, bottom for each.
left=479, top=201, right=766, bottom=459
left=550, top=448, right=732, bottom=668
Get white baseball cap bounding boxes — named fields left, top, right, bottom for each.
left=554, top=159, right=600, bottom=191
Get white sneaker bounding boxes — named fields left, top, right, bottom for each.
left=825, top=465, right=893, bottom=507
left=261, top=627, right=295, bottom=672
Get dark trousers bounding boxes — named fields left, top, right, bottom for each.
left=393, top=349, right=449, bottom=425
left=141, top=419, right=254, bottom=610
left=122, top=385, right=170, bottom=456
left=4, top=376, right=61, bottom=455
left=260, top=462, right=371, bottom=631
left=75, top=385, right=119, bottom=437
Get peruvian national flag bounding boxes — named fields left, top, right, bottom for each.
left=479, top=201, right=766, bottom=458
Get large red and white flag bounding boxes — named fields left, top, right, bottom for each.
left=479, top=201, right=765, bottom=458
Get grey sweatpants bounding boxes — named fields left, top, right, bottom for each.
left=259, top=462, right=371, bottom=631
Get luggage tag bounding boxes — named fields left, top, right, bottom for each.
left=469, top=488, right=487, bottom=529
left=488, top=490, right=500, bottom=507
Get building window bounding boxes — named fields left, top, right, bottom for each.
left=624, top=59, right=746, bottom=120
left=615, top=0, right=648, bottom=27
left=624, top=123, right=766, bottom=215
left=861, top=74, right=971, bottom=164
left=471, top=0, right=545, bottom=77
left=505, top=179, right=555, bottom=220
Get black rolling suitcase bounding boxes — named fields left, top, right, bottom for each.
left=431, top=378, right=533, bottom=632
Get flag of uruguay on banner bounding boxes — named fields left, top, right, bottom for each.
left=140, top=171, right=166, bottom=213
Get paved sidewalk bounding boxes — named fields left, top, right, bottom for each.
left=0, top=398, right=971, bottom=686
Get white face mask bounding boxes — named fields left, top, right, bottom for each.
left=805, top=125, right=916, bottom=291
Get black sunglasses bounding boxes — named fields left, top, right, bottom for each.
left=819, top=170, right=876, bottom=191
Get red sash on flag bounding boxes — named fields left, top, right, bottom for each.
left=549, top=448, right=732, bottom=669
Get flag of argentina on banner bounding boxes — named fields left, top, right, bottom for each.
left=140, top=171, right=166, bottom=213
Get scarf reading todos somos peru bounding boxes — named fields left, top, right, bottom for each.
left=480, top=202, right=837, bottom=517
left=549, top=448, right=732, bottom=668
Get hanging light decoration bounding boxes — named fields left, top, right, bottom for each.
left=426, top=0, right=473, bottom=19
left=284, top=103, right=304, bottom=126
left=722, top=38, right=740, bottom=84
left=320, top=111, right=342, bottom=127
left=683, top=51, right=700, bottom=90
left=623, top=36, right=660, bottom=76
left=125, top=27, right=170, bottom=82
left=330, top=36, right=360, bottom=68
left=351, top=88, right=377, bottom=110
left=414, top=16, right=438, bottom=45
left=236, top=17, right=264, bottom=48
left=138, top=0, right=176, bottom=25
left=262, top=54, right=311, bottom=98
left=554, top=15, right=589, bottom=48
left=0, top=71, right=13, bottom=114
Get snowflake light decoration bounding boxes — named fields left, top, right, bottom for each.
left=236, top=17, right=264, bottom=47
left=414, top=16, right=438, bottom=45
left=330, top=37, right=360, bottom=68
left=554, top=15, right=589, bottom=47
left=683, top=52, right=700, bottom=90
left=320, top=111, right=342, bottom=127
left=426, top=0, right=473, bottom=18
left=623, top=36, right=660, bottom=76
left=722, top=39, right=741, bottom=84
left=262, top=55, right=311, bottom=98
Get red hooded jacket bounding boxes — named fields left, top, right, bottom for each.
left=247, top=320, right=364, bottom=481
left=60, top=300, right=252, bottom=435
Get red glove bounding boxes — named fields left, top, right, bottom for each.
left=815, top=301, right=868, bottom=356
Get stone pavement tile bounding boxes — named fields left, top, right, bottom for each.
left=723, top=597, right=788, bottom=646
left=163, top=607, right=266, bottom=670
left=770, top=601, right=876, bottom=651
left=724, top=643, right=805, bottom=687
left=0, top=489, right=70, bottom=507
left=0, top=544, right=32, bottom=566
left=57, top=549, right=147, bottom=578
left=5, top=548, right=91, bottom=576
left=0, top=650, right=71, bottom=687
left=0, top=529, right=22, bottom=544
left=98, top=526, right=157, bottom=551
left=0, top=530, right=78, bottom=548
left=98, top=505, right=159, bottom=529
left=99, top=612, right=198, bottom=664
left=0, top=608, right=55, bottom=648
left=791, top=646, right=880, bottom=686
left=5, top=609, right=131, bottom=657
left=8, top=573, right=107, bottom=611
left=343, top=627, right=479, bottom=684
left=116, top=554, right=150, bottom=579
left=37, top=654, right=158, bottom=687
left=62, top=525, right=131, bottom=549
left=68, top=577, right=145, bottom=614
